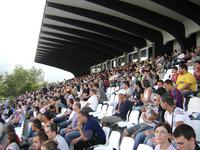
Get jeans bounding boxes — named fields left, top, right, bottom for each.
left=65, top=131, right=80, bottom=146
left=133, top=128, right=154, bottom=150
left=53, top=116, right=71, bottom=129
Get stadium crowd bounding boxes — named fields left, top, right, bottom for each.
left=0, top=47, right=200, bottom=150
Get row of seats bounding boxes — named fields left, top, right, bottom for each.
left=93, top=127, right=153, bottom=150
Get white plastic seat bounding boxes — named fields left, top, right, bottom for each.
left=186, top=97, right=200, bottom=115
left=120, top=137, right=135, bottom=150
left=98, top=105, right=108, bottom=119
left=190, top=120, right=200, bottom=142
left=118, top=110, right=140, bottom=127
left=89, top=104, right=103, bottom=117
left=94, top=131, right=121, bottom=150
left=137, top=144, right=153, bottom=150
left=105, top=106, right=114, bottom=116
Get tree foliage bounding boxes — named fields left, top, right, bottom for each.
left=0, top=65, right=44, bottom=97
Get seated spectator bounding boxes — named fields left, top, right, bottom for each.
left=83, top=89, right=98, bottom=111
left=154, top=122, right=176, bottom=150
left=164, top=79, right=183, bottom=108
left=101, top=89, right=132, bottom=126
left=0, top=113, right=5, bottom=135
left=11, top=108, right=24, bottom=127
left=5, top=132, right=20, bottom=150
left=176, top=63, right=196, bottom=96
left=170, top=66, right=179, bottom=83
left=194, top=60, right=200, bottom=82
left=60, top=102, right=81, bottom=137
left=72, top=110, right=106, bottom=150
left=160, top=93, right=190, bottom=132
left=173, top=124, right=200, bottom=150
left=131, top=80, right=144, bottom=107
left=45, top=123, right=69, bottom=150
left=41, top=111, right=53, bottom=127
left=123, top=80, right=133, bottom=100
left=41, top=140, right=59, bottom=150
left=31, top=131, right=48, bottom=150
left=142, top=79, right=153, bottom=105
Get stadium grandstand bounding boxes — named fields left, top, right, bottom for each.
left=1, top=0, right=200, bottom=150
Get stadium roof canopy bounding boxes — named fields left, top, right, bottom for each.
left=35, top=0, right=200, bottom=76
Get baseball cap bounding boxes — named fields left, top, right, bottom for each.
left=115, top=89, right=127, bottom=95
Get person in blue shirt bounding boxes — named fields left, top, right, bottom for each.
left=72, top=110, right=106, bottom=150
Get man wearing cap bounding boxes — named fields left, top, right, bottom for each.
left=101, top=89, right=132, bottom=126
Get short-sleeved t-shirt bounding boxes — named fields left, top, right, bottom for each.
left=164, top=107, right=190, bottom=132
left=176, top=72, right=196, bottom=91
left=83, top=117, right=106, bottom=141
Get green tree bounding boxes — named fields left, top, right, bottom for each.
left=0, top=65, right=44, bottom=97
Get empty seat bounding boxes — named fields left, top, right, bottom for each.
left=94, top=131, right=121, bottom=150
left=118, top=110, right=140, bottom=127
left=105, top=105, right=114, bottom=116
left=120, top=137, right=135, bottom=150
left=186, top=97, right=200, bottom=115
left=190, top=120, right=200, bottom=142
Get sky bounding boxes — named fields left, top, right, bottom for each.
left=0, top=0, right=74, bottom=82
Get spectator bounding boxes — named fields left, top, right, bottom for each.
left=154, top=122, right=176, bottom=150
left=101, top=89, right=132, bottom=126
left=131, top=80, right=144, bottom=107
left=93, top=82, right=108, bottom=104
left=160, top=93, right=190, bottom=132
left=32, top=131, right=48, bottom=150
left=5, top=132, right=20, bottom=150
left=176, top=63, right=196, bottom=96
left=41, top=111, right=53, bottom=126
left=171, top=66, right=179, bottom=83
left=45, top=123, right=69, bottom=150
left=164, top=79, right=183, bottom=109
left=41, top=140, right=58, bottom=150
left=173, top=124, right=200, bottom=150
left=83, top=89, right=98, bottom=111
left=72, top=110, right=106, bottom=150
left=142, top=79, right=153, bottom=105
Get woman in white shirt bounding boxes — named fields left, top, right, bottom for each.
left=154, top=123, right=176, bottom=150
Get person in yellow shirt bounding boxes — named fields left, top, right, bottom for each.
left=176, top=63, right=196, bottom=97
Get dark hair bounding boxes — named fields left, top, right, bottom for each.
left=46, top=123, right=57, bottom=133
left=155, top=87, right=167, bottom=96
left=7, top=132, right=20, bottom=147
left=161, top=93, right=174, bottom=106
left=157, top=80, right=164, bottom=84
left=74, top=97, right=80, bottom=102
left=194, top=60, right=200, bottom=64
left=31, top=118, right=42, bottom=130
left=123, top=81, right=130, bottom=87
left=35, top=130, right=48, bottom=143
left=155, top=122, right=172, bottom=134
left=6, top=124, right=15, bottom=134
left=164, top=79, right=173, bottom=86
left=179, top=63, right=188, bottom=71
left=42, top=140, right=58, bottom=150
left=142, top=79, right=151, bottom=88
left=172, top=66, right=178, bottom=71
left=173, top=124, right=196, bottom=141
left=135, top=80, right=143, bottom=89
left=94, top=83, right=99, bottom=88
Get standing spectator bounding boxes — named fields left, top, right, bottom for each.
left=173, top=124, right=200, bottom=150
